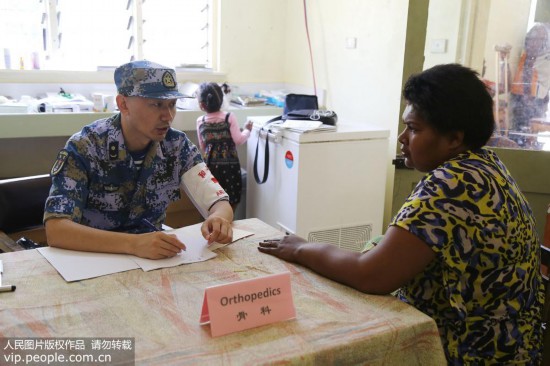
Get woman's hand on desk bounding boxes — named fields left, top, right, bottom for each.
left=134, top=232, right=186, bottom=259
left=258, top=235, right=307, bottom=262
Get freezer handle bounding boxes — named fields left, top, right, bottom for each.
left=257, top=128, right=282, bottom=144
left=253, top=127, right=270, bottom=184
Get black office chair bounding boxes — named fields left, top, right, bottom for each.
left=0, top=174, right=52, bottom=252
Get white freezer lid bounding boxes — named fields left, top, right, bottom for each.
left=248, top=115, right=390, bottom=143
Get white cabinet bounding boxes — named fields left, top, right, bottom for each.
left=246, top=116, right=389, bottom=252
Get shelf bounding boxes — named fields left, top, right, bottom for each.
left=0, top=106, right=282, bottom=139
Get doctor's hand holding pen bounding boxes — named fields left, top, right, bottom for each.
left=131, top=218, right=187, bottom=260
left=133, top=231, right=186, bottom=260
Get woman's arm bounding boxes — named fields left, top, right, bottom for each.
left=258, top=225, right=435, bottom=294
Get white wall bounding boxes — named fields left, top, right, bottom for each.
left=281, top=0, right=409, bottom=228
left=424, top=0, right=463, bottom=69
left=218, top=0, right=287, bottom=83
left=283, top=0, right=408, bottom=129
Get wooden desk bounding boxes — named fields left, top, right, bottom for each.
left=0, top=219, right=446, bottom=365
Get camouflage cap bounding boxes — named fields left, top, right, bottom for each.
left=114, top=60, right=185, bottom=99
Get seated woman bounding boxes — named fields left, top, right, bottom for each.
left=258, top=64, right=544, bottom=365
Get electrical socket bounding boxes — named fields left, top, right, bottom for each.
left=430, top=39, right=447, bottom=54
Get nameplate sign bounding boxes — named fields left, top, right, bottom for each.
left=200, top=272, right=296, bottom=337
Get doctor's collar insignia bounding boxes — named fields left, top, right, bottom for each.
left=109, top=141, right=119, bottom=160
left=51, top=150, right=69, bottom=176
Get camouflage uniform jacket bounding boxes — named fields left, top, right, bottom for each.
left=44, top=114, right=225, bottom=233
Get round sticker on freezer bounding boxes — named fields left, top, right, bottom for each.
left=285, top=151, right=294, bottom=168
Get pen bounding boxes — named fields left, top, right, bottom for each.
left=0, top=285, right=16, bottom=292
left=141, top=218, right=160, bottom=232
left=0, top=260, right=16, bottom=292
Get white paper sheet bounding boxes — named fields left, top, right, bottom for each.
left=132, top=223, right=216, bottom=271
left=208, top=228, right=255, bottom=250
left=134, top=225, right=255, bottom=271
left=37, top=247, right=140, bottom=282
left=37, top=224, right=254, bottom=281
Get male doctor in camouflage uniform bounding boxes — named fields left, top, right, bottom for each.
left=44, top=60, right=234, bottom=259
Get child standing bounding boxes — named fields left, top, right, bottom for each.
left=196, top=82, right=253, bottom=208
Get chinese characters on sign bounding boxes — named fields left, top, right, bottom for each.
left=236, top=306, right=272, bottom=321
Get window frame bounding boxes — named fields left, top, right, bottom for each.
left=0, top=0, right=220, bottom=82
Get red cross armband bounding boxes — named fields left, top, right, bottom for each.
left=181, top=162, right=230, bottom=218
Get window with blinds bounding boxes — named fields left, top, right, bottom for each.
left=0, top=0, right=212, bottom=71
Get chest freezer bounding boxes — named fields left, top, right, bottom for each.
left=246, top=115, right=390, bottom=252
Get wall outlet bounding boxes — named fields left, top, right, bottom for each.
left=430, top=39, right=447, bottom=53
left=345, top=37, right=357, bottom=49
